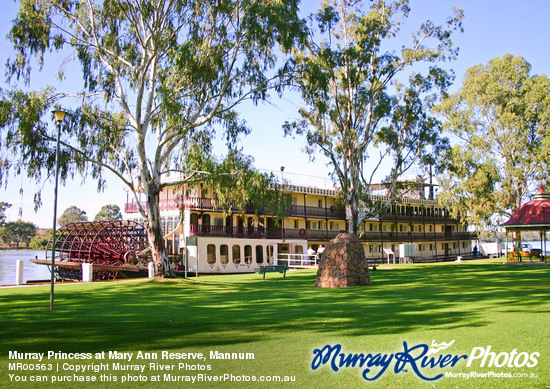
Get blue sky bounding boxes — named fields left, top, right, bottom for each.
left=1, top=0, right=549, bottom=228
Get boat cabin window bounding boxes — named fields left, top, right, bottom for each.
left=255, top=245, right=264, bottom=264
left=232, top=245, right=241, bottom=264
left=267, top=245, right=274, bottom=264
left=220, top=245, right=228, bottom=264
left=207, top=244, right=216, bottom=264
left=244, top=245, right=252, bottom=264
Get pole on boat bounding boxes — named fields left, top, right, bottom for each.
left=50, top=110, right=66, bottom=311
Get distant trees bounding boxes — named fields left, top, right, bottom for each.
left=284, top=0, right=462, bottom=234
left=58, top=206, right=88, bottom=227
left=29, top=235, right=49, bottom=250
left=94, top=205, right=123, bottom=222
left=0, top=221, right=37, bottom=248
left=436, top=54, right=550, bottom=229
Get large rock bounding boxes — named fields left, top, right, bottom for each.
left=314, top=233, right=371, bottom=288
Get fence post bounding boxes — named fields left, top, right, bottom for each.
left=82, top=263, right=93, bottom=282
left=148, top=262, right=155, bottom=278
left=15, top=260, right=24, bottom=285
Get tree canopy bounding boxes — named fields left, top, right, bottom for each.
left=284, top=0, right=462, bottom=233
left=58, top=205, right=88, bottom=226
left=436, top=54, right=550, bottom=230
left=0, top=220, right=37, bottom=248
left=94, top=204, right=123, bottom=222
left=0, top=0, right=305, bottom=275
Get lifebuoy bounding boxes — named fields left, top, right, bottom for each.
left=330, top=205, right=336, bottom=212
left=299, top=228, right=306, bottom=237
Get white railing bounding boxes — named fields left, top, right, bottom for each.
left=276, top=254, right=319, bottom=268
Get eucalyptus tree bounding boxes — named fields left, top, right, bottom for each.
left=0, top=202, right=11, bottom=226
left=436, top=54, right=550, bottom=230
left=284, top=0, right=462, bottom=234
left=58, top=205, right=88, bottom=226
left=0, top=0, right=305, bottom=275
left=0, top=220, right=37, bottom=248
left=94, top=204, right=123, bottom=222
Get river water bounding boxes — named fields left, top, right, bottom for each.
left=0, top=250, right=51, bottom=285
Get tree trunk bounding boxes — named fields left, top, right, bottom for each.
left=145, top=190, right=174, bottom=277
left=345, top=192, right=359, bottom=235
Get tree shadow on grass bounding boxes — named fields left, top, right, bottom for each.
left=0, top=264, right=547, bottom=354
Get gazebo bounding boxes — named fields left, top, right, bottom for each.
left=502, top=181, right=550, bottom=263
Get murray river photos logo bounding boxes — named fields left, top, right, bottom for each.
left=311, top=341, right=540, bottom=381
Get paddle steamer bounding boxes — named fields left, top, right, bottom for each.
left=124, top=178, right=476, bottom=273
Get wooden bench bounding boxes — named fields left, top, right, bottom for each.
left=257, top=265, right=288, bottom=279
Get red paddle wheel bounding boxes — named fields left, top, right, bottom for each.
left=46, top=221, right=149, bottom=281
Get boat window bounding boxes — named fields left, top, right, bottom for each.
left=256, top=245, right=264, bottom=264
left=267, top=245, right=274, bottom=264
left=232, top=245, right=241, bottom=264
left=244, top=245, right=252, bottom=264
left=207, top=244, right=216, bottom=264
left=220, top=245, right=228, bottom=264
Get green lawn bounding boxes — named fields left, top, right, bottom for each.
left=1, top=259, right=548, bottom=388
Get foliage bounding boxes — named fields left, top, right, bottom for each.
left=284, top=0, right=462, bottom=233
left=93, top=204, right=123, bottom=222
left=0, top=202, right=11, bottom=226
left=58, top=205, right=88, bottom=226
left=0, top=220, right=37, bottom=247
left=436, top=54, right=550, bottom=229
left=29, top=235, right=49, bottom=250
left=0, top=0, right=306, bottom=275
left=199, top=150, right=291, bottom=220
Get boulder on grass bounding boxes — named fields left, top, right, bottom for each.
left=314, top=233, right=371, bottom=288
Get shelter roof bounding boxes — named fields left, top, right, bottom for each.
left=502, top=181, right=550, bottom=229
